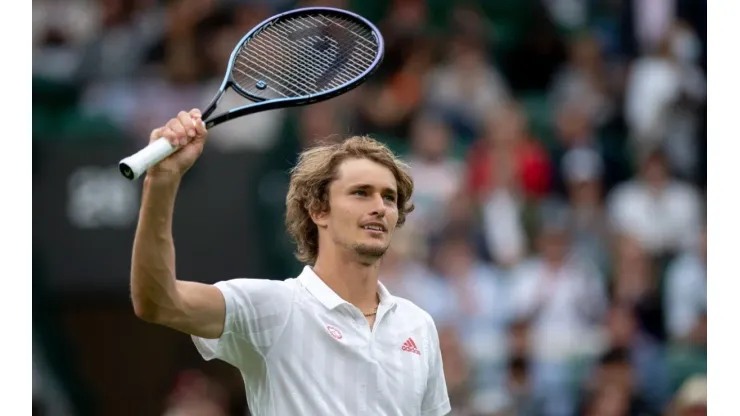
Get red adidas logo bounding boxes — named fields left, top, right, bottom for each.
left=401, top=337, right=420, bottom=355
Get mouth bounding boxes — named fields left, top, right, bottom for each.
left=360, top=223, right=387, bottom=233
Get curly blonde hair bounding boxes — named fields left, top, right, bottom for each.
left=285, top=136, right=415, bottom=265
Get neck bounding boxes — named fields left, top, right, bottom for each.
left=312, top=249, right=381, bottom=312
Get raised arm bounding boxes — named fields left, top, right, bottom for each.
left=129, top=109, right=226, bottom=339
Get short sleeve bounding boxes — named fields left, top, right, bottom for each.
left=192, top=278, right=295, bottom=367
left=422, top=316, right=451, bottom=416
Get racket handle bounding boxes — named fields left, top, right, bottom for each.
left=119, top=138, right=177, bottom=180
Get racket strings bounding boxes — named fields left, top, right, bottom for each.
left=232, top=12, right=378, bottom=100
left=245, top=22, right=362, bottom=91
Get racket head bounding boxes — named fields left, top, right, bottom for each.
left=205, top=7, right=384, bottom=126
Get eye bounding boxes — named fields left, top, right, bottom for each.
left=352, top=190, right=367, bottom=197
left=384, top=194, right=397, bottom=202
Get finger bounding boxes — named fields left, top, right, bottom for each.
left=190, top=109, right=207, bottom=136
left=167, top=117, right=189, bottom=146
left=177, top=110, right=197, bottom=139
left=149, top=127, right=164, bottom=143
left=160, top=127, right=178, bottom=147
left=189, top=108, right=202, bottom=121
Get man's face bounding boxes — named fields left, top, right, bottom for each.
left=316, top=158, right=400, bottom=263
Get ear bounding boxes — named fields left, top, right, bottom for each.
left=310, top=209, right=330, bottom=229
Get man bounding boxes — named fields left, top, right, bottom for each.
left=130, top=109, right=451, bottom=416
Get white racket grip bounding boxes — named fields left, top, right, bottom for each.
left=119, top=138, right=177, bottom=180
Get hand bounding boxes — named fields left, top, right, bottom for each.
left=147, top=109, right=208, bottom=181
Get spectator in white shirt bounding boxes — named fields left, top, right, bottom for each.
left=624, top=21, right=706, bottom=179
left=509, top=205, right=608, bottom=416
left=606, top=148, right=701, bottom=256
left=664, top=227, right=706, bottom=346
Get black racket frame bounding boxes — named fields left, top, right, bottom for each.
left=200, top=6, right=385, bottom=129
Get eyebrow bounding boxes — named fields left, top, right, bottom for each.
left=352, top=184, right=397, bottom=196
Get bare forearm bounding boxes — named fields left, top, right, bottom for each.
left=131, top=175, right=182, bottom=321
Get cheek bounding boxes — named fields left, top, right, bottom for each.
left=388, top=208, right=400, bottom=228
left=330, top=203, right=358, bottom=229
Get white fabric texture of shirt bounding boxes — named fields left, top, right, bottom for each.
left=192, top=266, right=451, bottom=416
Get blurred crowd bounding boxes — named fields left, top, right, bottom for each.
left=33, top=0, right=707, bottom=415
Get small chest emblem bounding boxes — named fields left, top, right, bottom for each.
left=326, top=325, right=343, bottom=340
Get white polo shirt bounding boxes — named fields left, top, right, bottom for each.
left=192, top=266, right=451, bottom=416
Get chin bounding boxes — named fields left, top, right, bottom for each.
left=353, top=242, right=389, bottom=259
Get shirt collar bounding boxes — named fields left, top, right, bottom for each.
left=377, top=280, right=398, bottom=311
left=298, top=266, right=398, bottom=311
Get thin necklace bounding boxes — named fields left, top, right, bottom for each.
left=363, top=294, right=381, bottom=317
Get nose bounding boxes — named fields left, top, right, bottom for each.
left=370, top=194, right=386, bottom=218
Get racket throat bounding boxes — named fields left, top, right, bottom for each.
left=202, top=88, right=228, bottom=121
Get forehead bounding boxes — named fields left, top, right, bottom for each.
left=333, top=158, right=397, bottom=190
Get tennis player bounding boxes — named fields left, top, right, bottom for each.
left=130, top=109, right=451, bottom=416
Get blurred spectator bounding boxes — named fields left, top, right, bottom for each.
left=356, top=0, right=432, bottom=139
left=465, top=100, right=538, bottom=268
left=606, top=149, right=702, bottom=256
left=468, top=102, right=552, bottom=201
left=618, top=0, right=705, bottom=60
left=405, top=114, right=464, bottom=234
left=561, top=147, right=611, bottom=272
left=623, top=21, right=706, bottom=179
left=609, top=235, right=666, bottom=342
left=604, top=303, right=670, bottom=412
left=33, top=0, right=96, bottom=83
left=578, top=348, right=655, bottom=416
left=550, top=101, right=629, bottom=193
left=498, top=356, right=544, bottom=416
left=430, top=232, right=512, bottom=415
left=664, top=227, right=707, bottom=347
left=549, top=32, right=617, bottom=130
left=509, top=205, right=607, bottom=416
left=425, top=32, right=511, bottom=138
left=77, top=0, right=171, bottom=82
left=510, top=206, right=608, bottom=346
left=479, top=186, right=528, bottom=269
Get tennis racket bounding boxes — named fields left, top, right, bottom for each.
left=118, top=6, right=384, bottom=180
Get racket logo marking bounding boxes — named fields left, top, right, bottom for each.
left=287, top=25, right=353, bottom=90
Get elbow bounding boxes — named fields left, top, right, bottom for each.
left=132, top=297, right=161, bottom=324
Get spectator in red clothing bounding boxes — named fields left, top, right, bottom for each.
left=466, top=102, right=552, bottom=202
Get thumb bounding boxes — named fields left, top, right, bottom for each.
left=189, top=109, right=207, bottom=137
